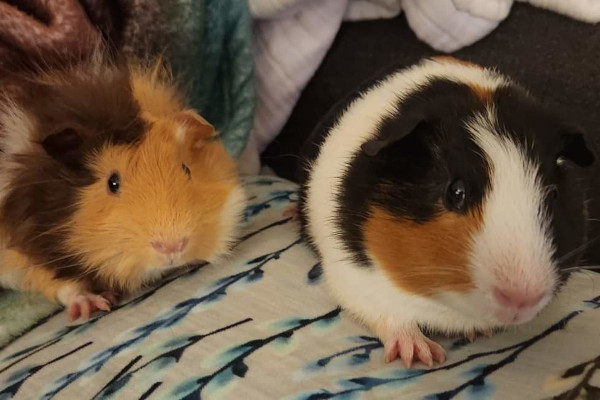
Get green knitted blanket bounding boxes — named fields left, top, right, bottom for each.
left=160, top=0, right=256, bottom=157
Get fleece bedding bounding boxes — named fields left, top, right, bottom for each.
left=0, top=176, right=599, bottom=399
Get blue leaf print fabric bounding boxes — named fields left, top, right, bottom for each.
left=0, top=175, right=600, bottom=399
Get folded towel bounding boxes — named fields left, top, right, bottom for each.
left=249, top=0, right=348, bottom=157
left=403, top=0, right=600, bottom=53
left=402, top=0, right=501, bottom=53
left=344, top=0, right=403, bottom=20
left=454, top=0, right=513, bottom=20
left=522, top=0, right=600, bottom=24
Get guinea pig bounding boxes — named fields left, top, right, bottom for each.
left=0, top=54, right=247, bottom=320
left=298, top=56, right=595, bottom=368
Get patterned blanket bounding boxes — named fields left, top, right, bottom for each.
left=0, top=176, right=599, bottom=399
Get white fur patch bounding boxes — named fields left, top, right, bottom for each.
left=466, top=109, right=556, bottom=317
left=0, top=101, right=37, bottom=209
left=304, top=58, right=508, bottom=335
left=0, top=267, right=24, bottom=290
left=175, top=125, right=187, bottom=143
left=56, top=283, right=82, bottom=306
left=210, top=184, right=247, bottom=263
left=0, top=101, right=36, bottom=155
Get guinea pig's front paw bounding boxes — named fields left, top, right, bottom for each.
left=380, top=325, right=446, bottom=368
left=67, top=292, right=113, bottom=321
left=465, top=327, right=497, bottom=343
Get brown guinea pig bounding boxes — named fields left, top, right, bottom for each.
left=0, top=53, right=247, bottom=320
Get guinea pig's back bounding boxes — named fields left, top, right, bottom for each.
left=296, top=62, right=409, bottom=184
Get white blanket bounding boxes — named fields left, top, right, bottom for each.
left=239, top=0, right=600, bottom=174
left=4, top=175, right=600, bottom=400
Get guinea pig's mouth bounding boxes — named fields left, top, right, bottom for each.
left=494, top=307, right=540, bottom=326
left=492, top=292, right=552, bottom=326
left=438, top=286, right=552, bottom=327
left=157, top=253, right=208, bottom=269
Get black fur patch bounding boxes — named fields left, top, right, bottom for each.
left=491, top=85, right=592, bottom=275
left=336, top=79, right=491, bottom=264
left=296, top=64, right=410, bottom=250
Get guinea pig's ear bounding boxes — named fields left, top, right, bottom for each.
left=361, top=114, right=424, bottom=156
left=174, top=110, right=217, bottom=150
left=558, top=130, right=595, bottom=168
left=41, top=127, right=85, bottom=166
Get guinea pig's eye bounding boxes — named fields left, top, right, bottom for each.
left=182, top=163, right=191, bottom=179
left=107, top=173, right=121, bottom=195
left=445, top=179, right=467, bottom=212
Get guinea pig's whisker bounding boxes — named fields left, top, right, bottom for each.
left=557, top=234, right=600, bottom=266
left=19, top=255, right=82, bottom=272
left=261, top=153, right=307, bottom=163
left=562, top=265, right=600, bottom=273
left=48, top=250, right=91, bottom=263
left=21, top=228, right=67, bottom=246
left=9, top=178, right=91, bottom=191
left=390, top=273, right=470, bottom=279
left=33, top=204, right=80, bottom=216
left=405, top=265, right=469, bottom=271
left=386, top=266, right=475, bottom=276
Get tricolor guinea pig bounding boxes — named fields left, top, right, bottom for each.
left=0, top=54, right=246, bottom=320
left=298, top=57, right=595, bottom=368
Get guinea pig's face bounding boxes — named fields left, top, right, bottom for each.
left=65, top=112, right=246, bottom=288
left=353, top=78, right=594, bottom=328
left=461, top=90, right=594, bottom=327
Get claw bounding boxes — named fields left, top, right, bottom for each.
left=381, top=326, right=446, bottom=368
left=482, top=328, right=496, bottom=338
left=67, top=293, right=113, bottom=321
left=465, top=328, right=497, bottom=343
left=466, top=331, right=476, bottom=343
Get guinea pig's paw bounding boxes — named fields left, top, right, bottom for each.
left=465, top=327, right=496, bottom=343
left=99, top=291, right=118, bottom=306
left=67, top=292, right=113, bottom=321
left=382, top=327, right=446, bottom=368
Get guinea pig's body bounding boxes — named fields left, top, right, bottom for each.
left=299, top=57, right=594, bottom=367
left=0, top=55, right=246, bottom=320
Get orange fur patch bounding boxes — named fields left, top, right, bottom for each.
left=0, top=248, right=83, bottom=302
left=430, top=56, right=492, bottom=104
left=469, top=84, right=493, bottom=105
left=65, top=113, right=239, bottom=292
left=431, top=55, right=481, bottom=68
left=129, top=60, right=184, bottom=122
left=364, top=205, right=481, bottom=296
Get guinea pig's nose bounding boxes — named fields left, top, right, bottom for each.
left=151, top=237, right=189, bottom=255
left=493, top=286, right=544, bottom=310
